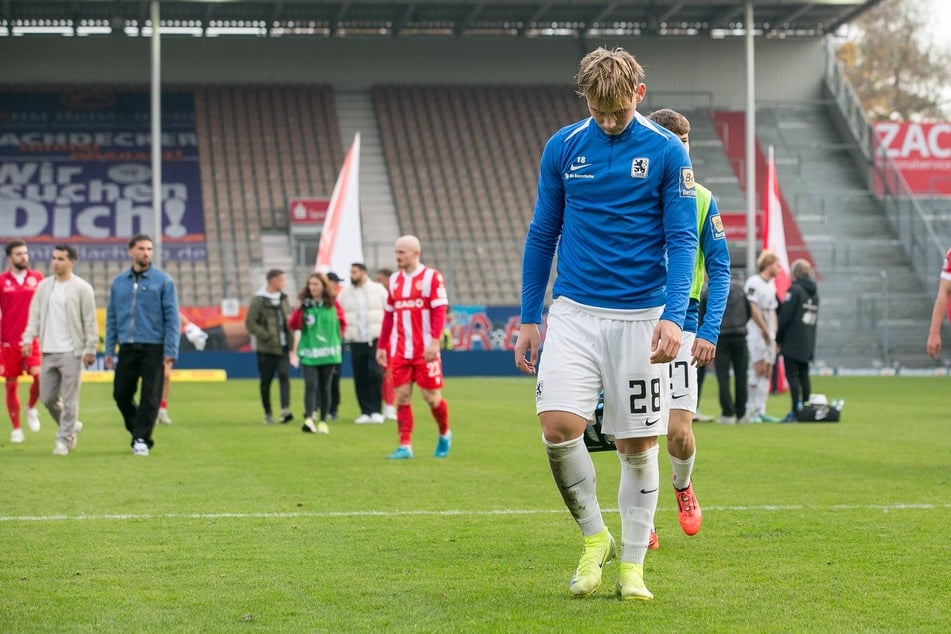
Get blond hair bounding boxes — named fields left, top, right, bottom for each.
left=757, top=249, right=779, bottom=272
left=575, top=47, right=645, bottom=112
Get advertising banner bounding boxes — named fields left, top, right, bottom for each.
left=0, top=89, right=206, bottom=260
left=874, top=121, right=951, bottom=195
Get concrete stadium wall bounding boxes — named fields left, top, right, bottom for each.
left=1, top=35, right=824, bottom=108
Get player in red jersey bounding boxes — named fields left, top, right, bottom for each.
left=375, top=235, right=452, bottom=459
left=1, top=241, right=43, bottom=443
left=926, top=247, right=951, bottom=359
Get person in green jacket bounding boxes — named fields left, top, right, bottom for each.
left=289, top=272, right=346, bottom=434
left=245, top=269, right=293, bottom=425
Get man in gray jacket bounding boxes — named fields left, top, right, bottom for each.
left=21, top=244, right=98, bottom=456
left=245, top=269, right=293, bottom=424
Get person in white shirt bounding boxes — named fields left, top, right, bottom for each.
left=744, top=250, right=782, bottom=423
left=21, top=245, right=98, bottom=456
left=339, top=263, right=389, bottom=424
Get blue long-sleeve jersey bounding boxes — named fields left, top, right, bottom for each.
left=684, top=183, right=732, bottom=344
left=521, top=112, right=698, bottom=326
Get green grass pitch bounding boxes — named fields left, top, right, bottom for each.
left=1, top=375, right=949, bottom=632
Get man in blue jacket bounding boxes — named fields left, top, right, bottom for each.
left=105, top=234, right=179, bottom=456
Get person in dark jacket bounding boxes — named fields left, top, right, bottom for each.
left=245, top=269, right=293, bottom=425
left=713, top=271, right=751, bottom=424
left=776, top=259, right=819, bottom=421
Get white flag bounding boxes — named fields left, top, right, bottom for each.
left=316, top=133, right=364, bottom=279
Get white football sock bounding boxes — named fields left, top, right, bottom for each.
left=544, top=434, right=603, bottom=536
left=670, top=451, right=695, bottom=491
left=749, top=375, right=768, bottom=415
left=618, top=445, right=660, bottom=564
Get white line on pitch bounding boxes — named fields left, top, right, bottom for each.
left=1, top=503, right=947, bottom=523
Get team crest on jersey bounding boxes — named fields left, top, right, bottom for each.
left=415, top=280, right=423, bottom=291
left=631, top=158, right=649, bottom=178
left=26, top=277, right=38, bottom=287
left=711, top=214, right=726, bottom=239
left=680, top=168, right=696, bottom=198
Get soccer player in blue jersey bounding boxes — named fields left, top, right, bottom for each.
left=514, top=47, right=698, bottom=602
left=646, top=108, right=731, bottom=547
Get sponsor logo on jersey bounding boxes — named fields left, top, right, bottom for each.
left=565, top=169, right=595, bottom=180
left=394, top=298, right=426, bottom=309
left=711, top=214, right=726, bottom=239
left=299, top=345, right=341, bottom=359
left=631, top=158, right=649, bottom=178
left=680, top=168, right=696, bottom=198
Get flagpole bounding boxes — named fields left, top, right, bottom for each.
left=764, top=144, right=773, bottom=251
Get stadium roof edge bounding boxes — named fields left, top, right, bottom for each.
left=0, top=0, right=881, bottom=39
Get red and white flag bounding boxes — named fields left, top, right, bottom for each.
left=763, top=145, right=791, bottom=299
left=316, top=132, right=364, bottom=279
left=763, top=145, right=790, bottom=394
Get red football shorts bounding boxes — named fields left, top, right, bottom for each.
left=390, top=355, right=444, bottom=390
left=1, top=341, right=40, bottom=379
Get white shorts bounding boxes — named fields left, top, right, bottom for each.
left=669, top=331, right=697, bottom=413
left=747, top=331, right=777, bottom=365
left=536, top=298, right=669, bottom=439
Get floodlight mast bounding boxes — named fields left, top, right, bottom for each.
left=150, top=0, right=163, bottom=268
left=744, top=0, right=757, bottom=278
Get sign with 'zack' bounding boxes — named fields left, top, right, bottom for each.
left=0, top=89, right=207, bottom=261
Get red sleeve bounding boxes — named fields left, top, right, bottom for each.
left=335, top=299, right=346, bottom=335
left=288, top=307, right=303, bottom=331
left=378, top=310, right=393, bottom=350
left=430, top=304, right=447, bottom=340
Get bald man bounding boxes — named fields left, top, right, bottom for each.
left=375, top=235, right=452, bottom=459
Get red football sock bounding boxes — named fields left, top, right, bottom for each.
left=28, top=376, right=40, bottom=408
left=430, top=399, right=449, bottom=436
left=396, top=404, right=414, bottom=446
left=5, top=380, right=21, bottom=429
left=160, top=399, right=168, bottom=409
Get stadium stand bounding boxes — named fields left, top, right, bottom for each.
left=1, top=14, right=946, bottom=366
left=712, top=105, right=936, bottom=367
left=168, top=84, right=339, bottom=306
left=372, top=84, right=587, bottom=304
